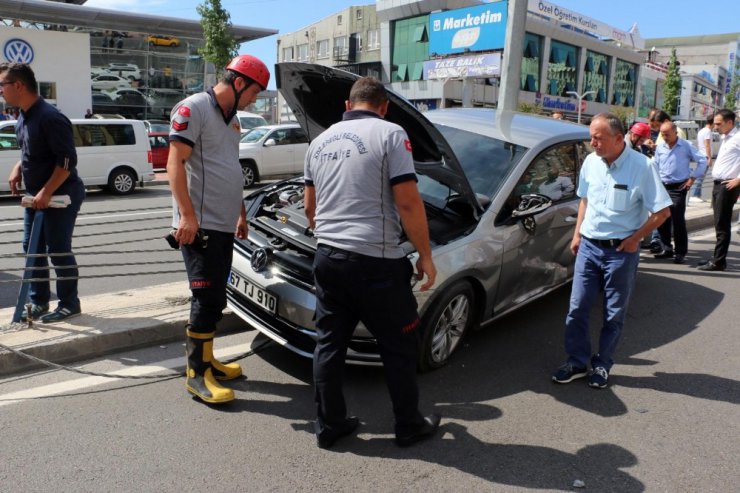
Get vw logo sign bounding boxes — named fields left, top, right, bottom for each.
left=3, top=38, right=34, bottom=64
left=250, top=248, right=271, bottom=272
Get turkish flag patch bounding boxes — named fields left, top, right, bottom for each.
left=172, top=120, right=188, bottom=131
left=178, top=105, right=191, bottom=117
left=404, top=139, right=413, bottom=152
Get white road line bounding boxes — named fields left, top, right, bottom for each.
left=0, top=209, right=171, bottom=228
left=0, top=344, right=250, bottom=407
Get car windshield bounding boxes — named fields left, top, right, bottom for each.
left=241, top=127, right=269, bottom=143
left=418, top=123, right=528, bottom=203
left=148, top=123, right=170, bottom=132
left=239, top=116, right=267, bottom=130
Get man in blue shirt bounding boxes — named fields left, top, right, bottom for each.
left=652, top=121, right=707, bottom=264
left=552, top=113, right=671, bottom=389
left=2, top=63, right=85, bottom=323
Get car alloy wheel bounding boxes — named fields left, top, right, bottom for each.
left=241, top=161, right=257, bottom=188
left=108, top=168, right=136, bottom=195
left=419, top=281, right=475, bottom=371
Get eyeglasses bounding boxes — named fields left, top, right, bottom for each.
left=0, top=80, right=16, bottom=87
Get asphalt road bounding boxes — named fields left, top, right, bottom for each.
left=0, top=228, right=738, bottom=492
left=0, top=184, right=182, bottom=309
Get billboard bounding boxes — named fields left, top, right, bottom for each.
left=429, top=3, right=508, bottom=56
left=424, top=54, right=501, bottom=80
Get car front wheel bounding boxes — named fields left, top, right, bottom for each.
left=241, top=161, right=257, bottom=188
left=419, top=281, right=475, bottom=371
left=108, top=168, right=136, bottom=195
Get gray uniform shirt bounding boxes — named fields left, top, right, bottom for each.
left=169, top=89, right=242, bottom=233
left=304, top=110, right=417, bottom=258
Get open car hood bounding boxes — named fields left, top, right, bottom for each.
left=276, top=63, right=483, bottom=215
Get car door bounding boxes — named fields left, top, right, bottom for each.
left=289, top=127, right=309, bottom=174
left=493, top=141, right=586, bottom=312
left=261, top=128, right=294, bottom=176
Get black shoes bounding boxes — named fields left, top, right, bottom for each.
left=697, top=261, right=725, bottom=271
left=673, top=254, right=685, bottom=264
left=395, top=414, right=441, bottom=447
left=653, top=249, right=674, bottom=259
left=649, top=242, right=663, bottom=254
left=316, top=416, right=360, bottom=449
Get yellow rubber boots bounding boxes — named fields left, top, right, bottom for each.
left=185, top=331, right=234, bottom=404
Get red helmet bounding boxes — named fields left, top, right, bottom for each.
left=226, top=55, right=269, bottom=90
left=630, top=122, right=651, bottom=139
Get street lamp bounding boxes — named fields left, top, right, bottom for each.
left=566, top=90, right=596, bottom=124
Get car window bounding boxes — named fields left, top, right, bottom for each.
left=269, top=128, right=291, bottom=145
left=74, top=124, right=136, bottom=147
left=242, top=127, right=269, bottom=143
left=289, top=128, right=308, bottom=144
left=239, top=116, right=267, bottom=130
left=430, top=124, right=528, bottom=199
left=528, top=143, right=577, bottom=203
left=0, top=133, right=19, bottom=149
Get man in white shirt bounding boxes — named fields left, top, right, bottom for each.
left=698, top=109, right=740, bottom=271
left=690, top=116, right=714, bottom=202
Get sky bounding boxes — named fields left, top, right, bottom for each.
left=84, top=0, right=740, bottom=89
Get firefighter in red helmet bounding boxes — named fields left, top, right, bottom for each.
left=626, top=122, right=652, bottom=155
left=166, top=55, right=270, bottom=404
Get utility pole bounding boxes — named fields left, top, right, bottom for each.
left=567, top=90, right=596, bottom=124
left=496, top=0, right=527, bottom=114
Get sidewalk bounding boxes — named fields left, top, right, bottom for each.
left=0, top=199, right=733, bottom=377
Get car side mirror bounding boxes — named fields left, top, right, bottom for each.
left=264, top=139, right=276, bottom=147
left=511, top=193, right=553, bottom=218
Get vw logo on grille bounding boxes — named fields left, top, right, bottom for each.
left=3, top=39, right=34, bottom=64
left=250, top=248, right=271, bottom=272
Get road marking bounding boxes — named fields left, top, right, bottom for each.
left=0, top=209, right=170, bottom=229
left=0, top=344, right=250, bottom=407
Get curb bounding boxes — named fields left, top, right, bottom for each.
left=0, top=312, right=242, bottom=377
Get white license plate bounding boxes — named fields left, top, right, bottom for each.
left=229, top=271, right=277, bottom=314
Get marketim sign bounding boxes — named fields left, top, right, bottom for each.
left=429, top=3, right=508, bottom=56
left=424, top=54, right=501, bottom=80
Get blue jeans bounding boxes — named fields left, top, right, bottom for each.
left=22, top=189, right=84, bottom=311
left=564, top=238, right=640, bottom=371
left=690, top=173, right=705, bottom=198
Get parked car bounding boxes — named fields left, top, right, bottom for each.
left=92, top=74, right=131, bottom=91
left=238, top=123, right=308, bottom=187
left=0, top=119, right=154, bottom=195
left=143, top=120, right=170, bottom=133
left=107, top=63, right=141, bottom=81
left=148, top=131, right=169, bottom=170
left=147, top=35, right=180, bottom=47
left=237, top=111, right=268, bottom=135
left=225, top=63, right=592, bottom=370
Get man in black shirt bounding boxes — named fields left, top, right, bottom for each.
left=2, top=63, right=85, bottom=323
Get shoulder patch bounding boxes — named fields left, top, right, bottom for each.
left=178, top=106, right=191, bottom=117
left=404, top=139, right=413, bottom=152
left=172, top=121, right=189, bottom=132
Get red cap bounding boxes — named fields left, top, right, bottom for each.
left=226, top=55, right=269, bottom=90
left=630, top=122, right=651, bottom=139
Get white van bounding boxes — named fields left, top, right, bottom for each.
left=0, top=119, right=155, bottom=195
left=236, top=111, right=268, bottom=135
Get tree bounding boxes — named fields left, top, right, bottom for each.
left=724, top=59, right=739, bottom=111
left=662, top=48, right=682, bottom=117
left=196, top=0, right=239, bottom=78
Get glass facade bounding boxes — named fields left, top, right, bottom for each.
left=582, top=50, right=608, bottom=103
left=391, top=16, right=429, bottom=82
left=547, top=40, right=578, bottom=97
left=521, top=32, right=542, bottom=92
left=613, top=59, right=637, bottom=107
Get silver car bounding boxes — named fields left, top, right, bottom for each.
left=226, top=63, right=591, bottom=370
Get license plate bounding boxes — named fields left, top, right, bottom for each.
left=229, top=271, right=278, bottom=314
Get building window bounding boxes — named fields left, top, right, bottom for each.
left=297, top=44, right=309, bottom=62
left=317, top=39, right=329, bottom=59
left=353, top=33, right=362, bottom=52
left=520, top=32, right=541, bottom=92
left=367, top=29, right=380, bottom=50
left=547, top=40, right=578, bottom=97
left=391, top=16, right=429, bottom=83
left=337, top=15, right=342, bottom=25
left=582, top=50, right=609, bottom=103
left=356, top=9, right=363, bottom=20
left=613, top=59, right=637, bottom=107
left=282, top=46, right=294, bottom=62
left=334, top=36, right=347, bottom=56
